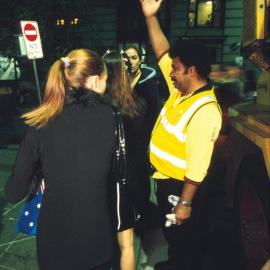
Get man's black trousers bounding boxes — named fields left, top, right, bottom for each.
left=156, top=178, right=210, bottom=270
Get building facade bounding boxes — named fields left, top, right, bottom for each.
left=53, top=0, right=243, bottom=65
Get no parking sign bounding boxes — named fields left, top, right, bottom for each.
left=20, top=21, right=43, bottom=59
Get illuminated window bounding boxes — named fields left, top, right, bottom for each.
left=70, top=18, right=79, bottom=25
left=56, top=17, right=80, bottom=27
left=56, top=18, right=65, bottom=26
left=188, top=0, right=223, bottom=27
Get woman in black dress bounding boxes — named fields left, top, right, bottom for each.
left=103, top=48, right=161, bottom=269
left=103, top=50, right=137, bottom=270
left=5, top=49, right=116, bottom=270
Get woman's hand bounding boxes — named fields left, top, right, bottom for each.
left=140, top=0, right=164, bottom=18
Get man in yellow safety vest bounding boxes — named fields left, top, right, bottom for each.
left=140, top=0, right=222, bottom=269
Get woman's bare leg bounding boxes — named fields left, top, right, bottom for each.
left=117, top=228, right=135, bottom=270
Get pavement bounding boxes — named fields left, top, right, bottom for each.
left=0, top=115, right=246, bottom=270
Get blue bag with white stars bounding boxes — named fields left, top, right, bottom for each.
left=15, top=180, right=45, bottom=236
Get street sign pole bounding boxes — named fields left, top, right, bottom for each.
left=32, top=59, right=42, bottom=104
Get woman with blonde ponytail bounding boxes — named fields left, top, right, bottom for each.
left=5, top=48, right=117, bottom=270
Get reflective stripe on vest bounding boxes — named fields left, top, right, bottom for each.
left=159, top=95, right=216, bottom=142
left=150, top=143, right=187, bottom=169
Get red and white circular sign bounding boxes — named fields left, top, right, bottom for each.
left=23, top=23, right=38, bottom=42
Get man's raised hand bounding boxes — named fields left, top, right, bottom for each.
left=140, top=0, right=164, bottom=18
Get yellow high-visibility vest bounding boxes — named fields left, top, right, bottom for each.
left=150, top=87, right=219, bottom=180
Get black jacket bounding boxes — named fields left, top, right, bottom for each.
left=125, top=66, right=161, bottom=152
left=5, top=89, right=116, bottom=270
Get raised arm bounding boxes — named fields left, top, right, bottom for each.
left=140, top=0, right=170, bottom=59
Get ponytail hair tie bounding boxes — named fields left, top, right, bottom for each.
left=61, top=57, right=70, bottom=68
left=104, top=49, right=111, bottom=55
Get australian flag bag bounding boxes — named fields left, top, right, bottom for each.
left=15, top=179, right=45, bottom=236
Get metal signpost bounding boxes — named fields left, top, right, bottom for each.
left=20, top=21, right=44, bottom=104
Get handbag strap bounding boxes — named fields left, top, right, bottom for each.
left=112, top=110, right=127, bottom=183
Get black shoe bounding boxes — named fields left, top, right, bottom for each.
left=154, top=260, right=172, bottom=270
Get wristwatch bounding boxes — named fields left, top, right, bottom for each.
left=178, top=199, right=192, bottom=207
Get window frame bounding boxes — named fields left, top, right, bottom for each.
left=188, top=0, right=224, bottom=28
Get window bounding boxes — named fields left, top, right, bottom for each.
left=55, top=17, right=80, bottom=27
left=188, top=0, right=223, bottom=27
left=54, top=16, right=80, bottom=56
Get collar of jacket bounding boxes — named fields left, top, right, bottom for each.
left=190, top=81, right=213, bottom=97
left=66, top=88, right=104, bottom=106
left=138, top=66, right=156, bottom=85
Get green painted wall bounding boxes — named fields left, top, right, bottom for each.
left=79, top=1, right=116, bottom=54
left=223, top=0, right=243, bottom=63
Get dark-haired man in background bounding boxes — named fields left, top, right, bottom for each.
left=140, top=0, right=222, bottom=269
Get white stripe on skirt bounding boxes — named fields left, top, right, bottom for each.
left=116, top=183, right=121, bottom=230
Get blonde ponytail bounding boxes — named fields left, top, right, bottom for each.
left=22, top=60, right=66, bottom=128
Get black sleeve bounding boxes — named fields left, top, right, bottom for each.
left=144, top=79, right=162, bottom=123
left=5, top=126, right=40, bottom=203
